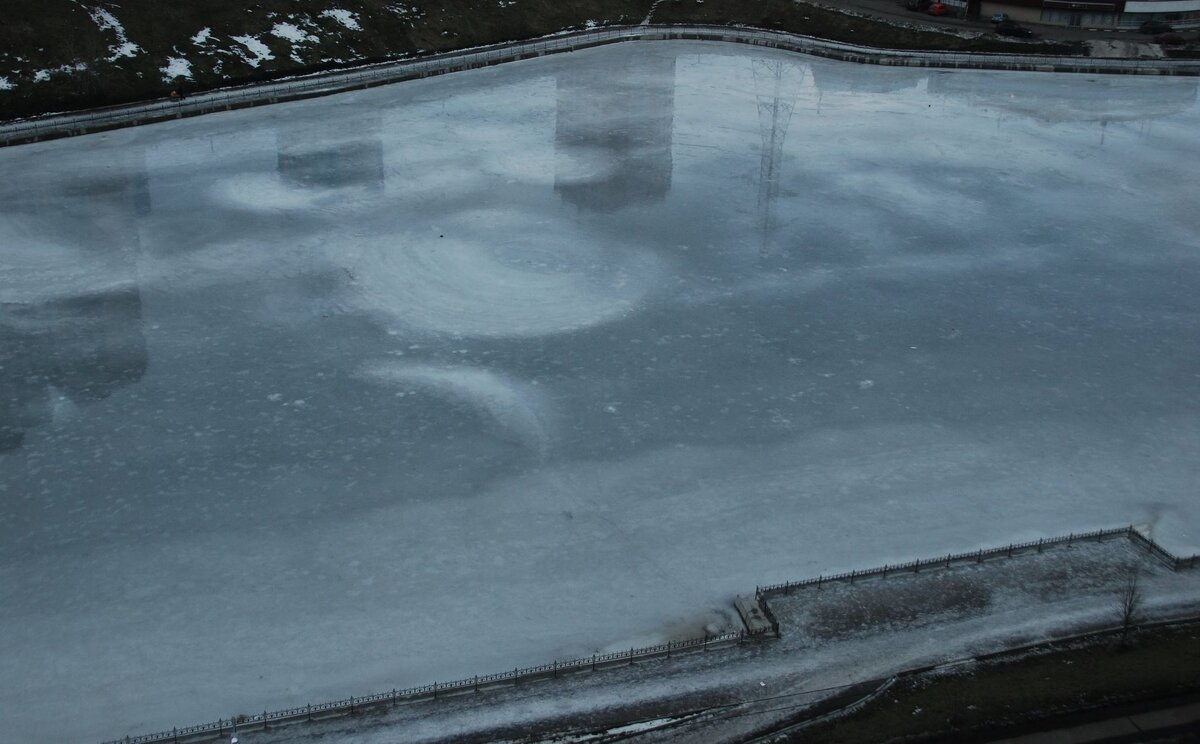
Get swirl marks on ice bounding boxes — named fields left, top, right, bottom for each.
left=212, top=173, right=333, bottom=211
left=342, top=212, right=659, bottom=337
left=361, top=361, right=552, bottom=457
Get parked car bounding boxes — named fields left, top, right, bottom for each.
left=1154, top=32, right=1186, bottom=45
left=1139, top=20, right=1174, bottom=34
left=991, top=12, right=1009, bottom=23
left=996, top=20, right=1036, bottom=38
left=926, top=3, right=954, bottom=16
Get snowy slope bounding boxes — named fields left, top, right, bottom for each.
left=0, top=0, right=650, bottom=119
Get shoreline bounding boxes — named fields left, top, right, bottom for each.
left=4, top=23, right=1198, bottom=148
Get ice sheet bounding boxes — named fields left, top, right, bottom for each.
left=1, top=42, right=1199, bottom=742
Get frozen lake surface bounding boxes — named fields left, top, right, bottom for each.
left=1, top=41, right=1199, bottom=742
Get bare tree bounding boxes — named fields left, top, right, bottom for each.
left=1118, top=570, right=1142, bottom=647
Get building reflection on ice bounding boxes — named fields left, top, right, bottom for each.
left=751, top=57, right=807, bottom=260
left=809, top=61, right=926, bottom=95
left=925, top=71, right=1198, bottom=123
left=276, top=111, right=385, bottom=190
left=0, top=155, right=149, bottom=452
left=554, top=47, right=675, bottom=212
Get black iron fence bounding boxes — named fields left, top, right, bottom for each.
left=100, top=628, right=753, bottom=744
left=96, top=525, right=1197, bottom=743
left=756, top=526, right=1198, bottom=599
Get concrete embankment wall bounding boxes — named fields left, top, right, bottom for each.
left=4, top=24, right=1200, bottom=147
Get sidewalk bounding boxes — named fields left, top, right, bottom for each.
left=232, top=537, right=1200, bottom=743
left=798, top=0, right=1192, bottom=43
left=990, top=698, right=1200, bottom=743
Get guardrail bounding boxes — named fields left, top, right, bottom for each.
left=756, top=526, right=1199, bottom=599
left=5, top=23, right=1200, bottom=148
left=99, top=628, right=754, bottom=744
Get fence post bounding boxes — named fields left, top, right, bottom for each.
left=348, top=697, right=354, bottom=714
left=850, top=569, right=856, bottom=584
left=1037, top=538, right=1044, bottom=553
left=309, top=702, right=314, bottom=719
left=391, top=689, right=396, bottom=707
left=703, top=634, right=708, bottom=651
left=945, top=554, right=951, bottom=568
left=473, top=676, right=479, bottom=693
left=629, top=647, right=635, bottom=665
left=592, top=653, right=597, bottom=671
left=976, top=549, right=983, bottom=563
left=173, top=727, right=178, bottom=744
left=553, top=660, right=558, bottom=678
left=667, top=640, right=672, bottom=659
left=433, top=681, right=437, bottom=699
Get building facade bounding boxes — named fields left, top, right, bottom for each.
left=977, top=0, right=1200, bottom=28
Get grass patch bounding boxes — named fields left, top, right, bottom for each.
left=782, top=623, right=1200, bottom=743
left=0, top=0, right=653, bottom=119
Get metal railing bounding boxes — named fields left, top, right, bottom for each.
left=96, top=523, right=1197, bottom=743
left=99, top=628, right=754, bottom=744
left=756, top=526, right=1199, bottom=599
left=5, top=24, right=1200, bottom=147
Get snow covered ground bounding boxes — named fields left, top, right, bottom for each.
left=245, top=538, right=1200, bottom=743
left=1, top=41, right=1199, bottom=743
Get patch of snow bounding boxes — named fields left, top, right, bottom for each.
left=321, top=9, right=362, bottom=30
left=551, top=716, right=678, bottom=742
left=161, top=57, right=193, bottom=82
left=192, top=28, right=212, bottom=45
left=230, top=35, right=275, bottom=68
left=1086, top=39, right=1165, bottom=59
left=110, top=42, right=140, bottom=59
left=88, top=8, right=141, bottom=61
left=0, top=77, right=13, bottom=91
left=604, top=717, right=675, bottom=736
left=33, top=70, right=50, bottom=83
left=271, top=22, right=317, bottom=44
left=387, top=3, right=423, bottom=20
